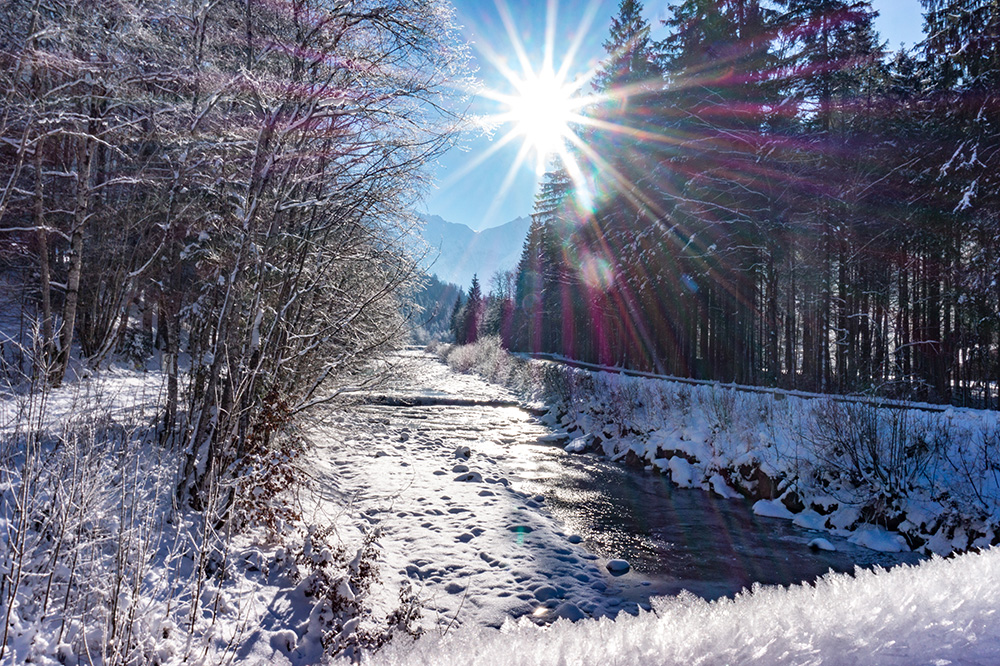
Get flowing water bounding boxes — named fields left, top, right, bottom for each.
left=502, top=438, right=922, bottom=601
left=367, top=351, right=922, bottom=609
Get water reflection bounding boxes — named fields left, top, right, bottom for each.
left=507, top=441, right=923, bottom=601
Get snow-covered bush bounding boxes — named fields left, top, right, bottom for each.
left=706, top=385, right=738, bottom=431
left=0, top=378, right=181, bottom=664
left=807, top=400, right=937, bottom=502
left=936, top=419, right=1000, bottom=517
left=444, top=336, right=539, bottom=396
left=282, top=526, right=424, bottom=661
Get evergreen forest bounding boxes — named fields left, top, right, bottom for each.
left=493, top=0, right=1000, bottom=408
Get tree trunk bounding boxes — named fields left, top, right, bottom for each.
left=51, top=135, right=93, bottom=386
left=33, top=140, right=53, bottom=371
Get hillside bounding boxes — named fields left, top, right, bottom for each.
left=418, top=214, right=531, bottom=289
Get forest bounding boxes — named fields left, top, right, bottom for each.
left=457, top=0, right=1000, bottom=407
left=0, top=0, right=470, bottom=508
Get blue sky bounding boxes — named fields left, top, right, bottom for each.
left=423, top=0, right=926, bottom=231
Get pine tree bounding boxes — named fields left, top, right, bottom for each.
left=593, top=0, right=663, bottom=95
left=448, top=292, right=463, bottom=343
left=463, top=275, right=482, bottom=344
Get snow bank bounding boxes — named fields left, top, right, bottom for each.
left=1, top=365, right=411, bottom=665
left=363, top=547, right=1000, bottom=665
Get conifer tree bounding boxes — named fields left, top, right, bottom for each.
left=593, top=0, right=663, bottom=95
left=463, top=275, right=482, bottom=344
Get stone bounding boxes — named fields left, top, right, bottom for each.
left=606, top=559, right=630, bottom=573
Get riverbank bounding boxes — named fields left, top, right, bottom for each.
left=436, top=337, right=1000, bottom=557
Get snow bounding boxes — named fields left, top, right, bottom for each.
left=361, top=547, right=1000, bottom=666
left=605, top=559, right=631, bottom=573
left=808, top=537, right=837, bottom=552
left=848, top=526, right=909, bottom=553
left=300, top=353, right=663, bottom=632
left=6, top=336, right=1000, bottom=664
left=753, top=499, right=796, bottom=520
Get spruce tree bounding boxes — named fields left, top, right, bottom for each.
left=464, top=275, right=482, bottom=344
left=593, top=0, right=663, bottom=95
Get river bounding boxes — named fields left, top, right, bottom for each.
left=310, top=350, right=921, bottom=628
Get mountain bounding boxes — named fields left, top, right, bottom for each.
left=417, top=214, right=531, bottom=289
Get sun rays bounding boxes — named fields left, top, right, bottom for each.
left=438, top=0, right=615, bottom=217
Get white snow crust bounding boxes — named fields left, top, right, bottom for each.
left=362, top=546, right=1000, bottom=666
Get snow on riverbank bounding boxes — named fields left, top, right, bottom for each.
left=439, top=338, right=1000, bottom=558
left=362, top=546, right=1000, bottom=666
left=5, top=344, right=998, bottom=664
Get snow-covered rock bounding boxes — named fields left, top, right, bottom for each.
left=667, top=458, right=695, bottom=488
left=848, top=526, right=909, bottom=553
left=752, top=499, right=795, bottom=520
left=808, top=538, right=836, bottom=552
left=606, top=559, right=630, bottom=573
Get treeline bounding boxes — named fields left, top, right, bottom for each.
left=410, top=274, right=463, bottom=345
left=505, top=0, right=1000, bottom=407
left=0, top=0, right=468, bottom=506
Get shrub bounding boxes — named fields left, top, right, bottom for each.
left=808, top=400, right=936, bottom=501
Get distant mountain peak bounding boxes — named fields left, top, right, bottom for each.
left=416, top=214, right=531, bottom=289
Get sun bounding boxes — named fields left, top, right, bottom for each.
left=434, top=0, right=612, bottom=219
left=502, top=66, right=583, bottom=170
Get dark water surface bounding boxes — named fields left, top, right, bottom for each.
left=504, top=438, right=923, bottom=601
